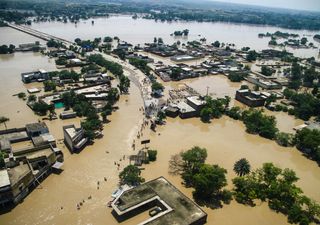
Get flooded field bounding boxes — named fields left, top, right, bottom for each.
left=0, top=18, right=320, bottom=225
left=29, top=15, right=320, bottom=58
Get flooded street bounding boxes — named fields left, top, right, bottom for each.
left=0, top=17, right=320, bottom=225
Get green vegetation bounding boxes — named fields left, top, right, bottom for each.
left=283, top=88, right=320, bottom=121
left=200, top=96, right=230, bottom=122
left=17, top=92, right=26, bottom=99
left=242, top=109, right=278, bottom=139
left=156, top=111, right=166, bottom=124
left=46, top=39, right=64, bottom=48
left=0, top=9, right=33, bottom=25
left=228, top=71, right=248, bottom=82
left=261, top=66, right=274, bottom=76
left=233, top=158, right=251, bottom=177
left=173, top=29, right=189, bottom=36
left=119, top=165, right=145, bottom=186
left=0, top=116, right=10, bottom=130
left=55, top=57, right=67, bottom=65
left=0, top=44, right=15, bottom=54
left=246, top=50, right=258, bottom=62
left=0, top=151, right=5, bottom=168
left=233, top=163, right=320, bottom=225
left=225, top=106, right=242, bottom=120
left=61, top=91, right=105, bottom=141
left=49, top=70, right=80, bottom=82
left=294, top=128, right=320, bottom=163
left=74, top=38, right=100, bottom=50
left=169, top=146, right=231, bottom=207
left=43, top=80, right=56, bottom=92
left=212, top=41, right=220, bottom=48
left=88, top=54, right=130, bottom=94
left=276, top=132, right=294, bottom=147
left=32, top=101, right=53, bottom=116
left=151, top=81, right=164, bottom=92
left=128, top=58, right=151, bottom=75
left=28, top=94, right=37, bottom=102
left=268, top=39, right=277, bottom=46
left=147, top=150, right=157, bottom=162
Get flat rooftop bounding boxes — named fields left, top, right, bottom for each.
left=0, top=169, right=10, bottom=188
left=113, top=177, right=207, bottom=225
left=7, top=163, right=31, bottom=187
left=65, top=127, right=77, bottom=139
left=175, top=101, right=196, bottom=113
left=187, top=96, right=205, bottom=106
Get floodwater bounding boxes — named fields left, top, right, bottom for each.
left=0, top=18, right=320, bottom=225
left=29, top=15, right=320, bottom=58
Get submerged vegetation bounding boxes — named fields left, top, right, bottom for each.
left=169, top=146, right=320, bottom=224
left=233, top=163, right=320, bottom=225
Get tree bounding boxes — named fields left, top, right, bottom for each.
left=261, top=66, right=274, bottom=76
left=147, top=150, right=157, bottom=161
left=107, top=88, right=119, bottom=105
left=242, top=109, right=278, bottom=139
left=17, top=92, right=26, bottom=99
left=0, top=116, right=9, bottom=129
left=301, top=37, right=308, bottom=45
left=294, top=128, right=320, bottom=162
left=181, top=146, right=207, bottom=186
left=246, top=50, right=258, bottom=62
left=193, top=164, right=229, bottom=200
left=156, top=111, right=166, bottom=124
left=43, top=80, right=56, bottom=92
left=118, top=75, right=130, bottom=94
left=212, top=41, right=220, bottom=48
left=226, top=106, right=242, bottom=120
left=103, top=36, right=113, bottom=43
left=233, top=158, right=251, bottom=176
left=276, top=132, right=294, bottom=147
left=28, top=94, right=37, bottom=102
left=151, top=82, right=164, bottom=92
left=32, top=102, right=51, bottom=115
left=119, top=165, right=145, bottom=186
left=200, top=106, right=213, bottom=122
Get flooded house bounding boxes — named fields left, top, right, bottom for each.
left=235, top=89, right=267, bottom=107
left=0, top=123, right=63, bottom=207
left=63, top=125, right=88, bottom=153
left=111, top=177, right=207, bottom=225
left=21, top=69, right=49, bottom=83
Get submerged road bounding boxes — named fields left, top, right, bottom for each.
left=7, top=23, right=157, bottom=116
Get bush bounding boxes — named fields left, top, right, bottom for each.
left=17, top=92, right=26, bottom=99
left=148, top=150, right=157, bottom=161
left=276, top=132, right=294, bottom=147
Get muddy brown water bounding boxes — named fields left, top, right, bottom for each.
left=0, top=27, right=319, bottom=225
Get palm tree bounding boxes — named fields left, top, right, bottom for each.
left=233, top=158, right=251, bottom=176
left=0, top=116, right=9, bottom=130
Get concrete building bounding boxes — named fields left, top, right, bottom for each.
left=60, top=110, right=77, bottom=120
left=21, top=69, right=49, bottom=83
left=175, top=101, right=197, bottom=119
left=246, top=75, right=282, bottom=90
left=112, top=177, right=207, bottom=225
left=186, top=96, right=206, bottom=112
left=0, top=123, right=63, bottom=207
left=235, top=89, right=267, bottom=107
left=63, top=125, right=88, bottom=152
left=25, top=122, right=49, bottom=137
